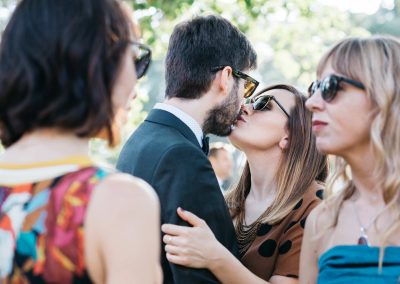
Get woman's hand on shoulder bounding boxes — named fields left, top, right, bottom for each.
left=161, top=207, right=223, bottom=270
left=85, top=173, right=161, bottom=284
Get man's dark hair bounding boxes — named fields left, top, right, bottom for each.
left=165, top=15, right=257, bottom=99
left=0, top=0, right=133, bottom=147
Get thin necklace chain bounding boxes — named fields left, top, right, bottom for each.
left=351, top=198, right=389, bottom=246
left=351, top=201, right=382, bottom=232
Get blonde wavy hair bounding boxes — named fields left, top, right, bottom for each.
left=318, top=35, right=400, bottom=250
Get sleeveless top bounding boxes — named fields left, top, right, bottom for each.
left=318, top=245, right=400, bottom=283
left=240, top=187, right=324, bottom=280
left=0, top=156, right=110, bottom=283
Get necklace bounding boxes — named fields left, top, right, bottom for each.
left=236, top=214, right=261, bottom=256
left=351, top=201, right=383, bottom=246
left=235, top=207, right=272, bottom=256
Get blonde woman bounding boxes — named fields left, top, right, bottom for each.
left=301, top=35, right=400, bottom=283
left=161, top=84, right=327, bottom=284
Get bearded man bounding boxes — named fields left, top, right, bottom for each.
left=117, top=14, right=258, bottom=284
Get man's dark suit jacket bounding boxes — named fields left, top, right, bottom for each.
left=116, top=108, right=238, bottom=284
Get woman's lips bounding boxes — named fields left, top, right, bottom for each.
left=237, top=115, right=246, bottom=123
left=233, top=115, right=246, bottom=127
left=312, top=120, right=328, bottom=132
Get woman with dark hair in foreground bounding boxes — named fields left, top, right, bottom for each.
left=162, top=84, right=327, bottom=284
left=0, top=0, right=161, bottom=283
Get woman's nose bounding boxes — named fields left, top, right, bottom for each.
left=241, top=103, right=253, bottom=115
left=305, top=90, right=324, bottom=112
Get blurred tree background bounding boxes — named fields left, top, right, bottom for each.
left=0, top=0, right=399, bottom=163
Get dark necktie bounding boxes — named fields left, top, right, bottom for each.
left=202, top=136, right=210, bottom=155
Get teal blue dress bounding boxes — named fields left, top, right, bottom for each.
left=318, top=245, right=400, bottom=283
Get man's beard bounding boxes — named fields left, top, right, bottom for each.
left=203, top=82, right=240, bottom=136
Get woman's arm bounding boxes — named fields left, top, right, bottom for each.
left=299, top=205, right=321, bottom=284
left=85, top=173, right=161, bottom=284
left=162, top=208, right=297, bottom=284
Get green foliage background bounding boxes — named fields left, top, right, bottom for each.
left=0, top=0, right=399, bottom=163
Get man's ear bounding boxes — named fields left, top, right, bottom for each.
left=278, top=135, right=289, bottom=150
left=217, top=66, right=233, bottom=96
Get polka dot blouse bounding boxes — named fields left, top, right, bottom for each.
left=240, top=187, right=324, bottom=280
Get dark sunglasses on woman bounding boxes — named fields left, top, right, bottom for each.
left=248, top=94, right=290, bottom=117
left=131, top=42, right=152, bottom=79
left=308, top=74, right=365, bottom=102
left=211, top=66, right=259, bottom=98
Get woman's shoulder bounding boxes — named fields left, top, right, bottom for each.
left=84, top=173, right=160, bottom=284
left=303, top=197, right=332, bottom=240
left=303, top=181, right=325, bottom=204
left=65, top=163, right=159, bottom=208
left=86, top=173, right=160, bottom=249
left=264, top=183, right=325, bottom=240
left=95, top=172, right=159, bottom=211
left=290, top=181, right=324, bottom=221
left=279, top=182, right=325, bottom=233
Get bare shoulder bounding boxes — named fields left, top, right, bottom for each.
left=299, top=199, right=331, bottom=284
left=85, top=172, right=160, bottom=234
left=306, top=201, right=331, bottom=233
left=85, top=173, right=161, bottom=284
left=85, top=173, right=160, bottom=234
left=95, top=173, right=159, bottom=210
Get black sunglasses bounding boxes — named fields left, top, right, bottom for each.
left=308, top=74, right=365, bottom=102
left=211, top=66, right=259, bottom=98
left=131, top=42, right=152, bottom=79
left=248, top=94, right=290, bottom=117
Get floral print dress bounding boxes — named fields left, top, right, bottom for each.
left=0, top=156, right=110, bottom=283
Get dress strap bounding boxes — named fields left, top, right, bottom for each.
left=0, top=155, right=96, bottom=186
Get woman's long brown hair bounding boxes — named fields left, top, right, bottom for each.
left=225, top=84, right=328, bottom=224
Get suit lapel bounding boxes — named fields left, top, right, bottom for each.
left=145, top=109, right=201, bottom=149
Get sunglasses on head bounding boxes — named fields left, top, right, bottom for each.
left=211, top=66, right=259, bottom=98
left=248, top=94, right=290, bottom=117
left=130, top=42, right=152, bottom=79
left=308, top=74, right=365, bottom=102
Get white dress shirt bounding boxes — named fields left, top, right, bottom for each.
left=154, top=103, right=204, bottom=147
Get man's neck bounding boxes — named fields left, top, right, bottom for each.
left=164, top=97, right=210, bottom=130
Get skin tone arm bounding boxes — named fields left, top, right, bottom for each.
left=299, top=205, right=322, bottom=284
left=162, top=208, right=297, bottom=284
left=85, top=173, right=162, bottom=284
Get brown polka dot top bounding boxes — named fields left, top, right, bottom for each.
left=239, top=187, right=324, bottom=281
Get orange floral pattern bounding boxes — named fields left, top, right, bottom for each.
left=0, top=167, right=108, bottom=283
